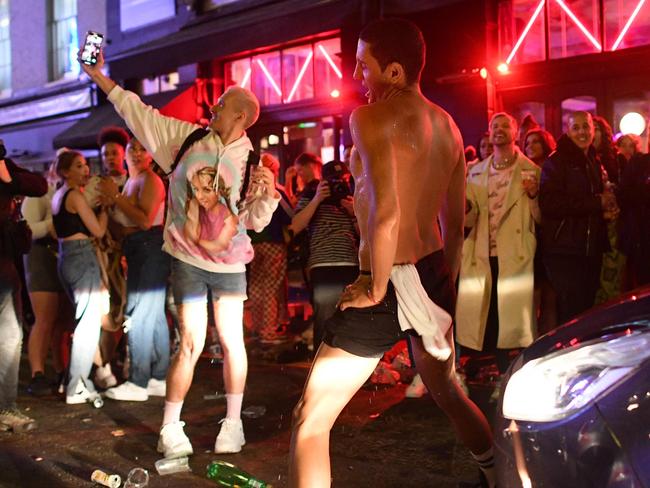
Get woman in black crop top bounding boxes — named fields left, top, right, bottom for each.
left=51, top=150, right=109, bottom=407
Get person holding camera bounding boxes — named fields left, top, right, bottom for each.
left=291, top=153, right=359, bottom=353
left=0, top=140, right=47, bottom=431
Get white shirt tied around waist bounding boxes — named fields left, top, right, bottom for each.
left=390, top=264, right=453, bottom=361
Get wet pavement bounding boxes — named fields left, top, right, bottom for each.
left=0, top=349, right=497, bottom=487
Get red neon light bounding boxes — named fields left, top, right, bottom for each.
left=255, top=59, right=282, bottom=97
left=554, top=0, right=602, bottom=51
left=506, top=0, right=546, bottom=65
left=239, top=67, right=251, bottom=88
left=317, top=45, right=343, bottom=79
left=286, top=51, right=313, bottom=103
left=611, top=0, right=647, bottom=51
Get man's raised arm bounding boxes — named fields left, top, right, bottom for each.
left=350, top=106, right=400, bottom=302
left=78, top=49, right=197, bottom=173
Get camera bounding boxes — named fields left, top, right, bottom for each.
left=322, top=160, right=353, bottom=205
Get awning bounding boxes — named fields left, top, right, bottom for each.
left=107, top=0, right=354, bottom=79
left=53, top=86, right=197, bottom=149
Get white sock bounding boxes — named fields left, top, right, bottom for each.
left=471, top=447, right=496, bottom=488
left=225, top=393, right=243, bottom=420
left=162, top=400, right=183, bottom=427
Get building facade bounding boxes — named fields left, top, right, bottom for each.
left=2, top=0, right=647, bottom=174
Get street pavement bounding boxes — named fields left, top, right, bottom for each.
left=0, top=350, right=497, bottom=487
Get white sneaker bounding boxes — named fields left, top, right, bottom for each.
left=66, top=381, right=101, bottom=405
left=105, top=381, right=148, bottom=401
left=214, top=418, right=246, bottom=454
left=405, top=374, right=428, bottom=398
left=157, top=421, right=193, bottom=459
left=147, top=378, right=166, bottom=397
left=94, top=364, right=117, bottom=389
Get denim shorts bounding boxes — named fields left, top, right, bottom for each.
left=171, top=258, right=247, bottom=305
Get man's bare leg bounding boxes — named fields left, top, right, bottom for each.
left=213, top=298, right=247, bottom=396
left=165, top=301, right=208, bottom=402
left=409, top=334, right=492, bottom=454
left=289, top=344, right=380, bottom=488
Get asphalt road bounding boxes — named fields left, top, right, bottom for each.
left=0, top=351, right=496, bottom=488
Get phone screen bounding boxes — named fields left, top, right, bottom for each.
left=81, top=31, right=104, bottom=65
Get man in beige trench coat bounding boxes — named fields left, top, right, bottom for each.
left=456, top=112, right=541, bottom=397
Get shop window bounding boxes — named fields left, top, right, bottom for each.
left=224, top=36, right=342, bottom=107
left=604, top=0, right=650, bottom=51
left=498, top=0, right=546, bottom=65
left=561, top=95, right=597, bottom=129
left=224, top=58, right=251, bottom=90
left=314, top=38, right=343, bottom=99
left=252, top=51, right=282, bottom=106
left=48, top=0, right=78, bottom=81
left=282, top=45, right=314, bottom=103
left=548, top=0, right=601, bottom=59
left=0, top=0, right=10, bottom=97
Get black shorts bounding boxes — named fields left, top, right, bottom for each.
left=322, top=250, right=456, bottom=358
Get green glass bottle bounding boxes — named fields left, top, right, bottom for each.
left=206, top=461, right=271, bottom=488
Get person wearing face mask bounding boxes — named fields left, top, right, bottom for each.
left=97, top=137, right=170, bottom=402
left=539, top=111, right=614, bottom=324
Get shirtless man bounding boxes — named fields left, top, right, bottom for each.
left=289, top=19, right=495, bottom=488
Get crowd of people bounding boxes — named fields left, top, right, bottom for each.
left=1, top=17, right=649, bottom=488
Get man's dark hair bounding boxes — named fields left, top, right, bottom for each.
left=359, top=18, right=425, bottom=85
left=294, top=152, right=322, bottom=168
left=97, top=126, right=129, bottom=149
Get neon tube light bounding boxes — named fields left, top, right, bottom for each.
left=286, top=51, right=313, bottom=103
left=256, top=59, right=282, bottom=97
left=506, top=0, right=546, bottom=65
left=611, top=0, right=647, bottom=51
left=554, top=0, right=602, bottom=51
left=318, top=44, right=343, bottom=79
left=240, top=67, right=251, bottom=88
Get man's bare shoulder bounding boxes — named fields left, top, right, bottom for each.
left=350, top=103, right=393, bottom=132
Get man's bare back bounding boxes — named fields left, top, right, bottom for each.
left=350, top=90, right=466, bottom=278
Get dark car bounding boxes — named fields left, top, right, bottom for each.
left=494, top=287, right=650, bottom=488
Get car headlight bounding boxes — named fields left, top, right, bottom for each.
left=502, top=329, right=650, bottom=422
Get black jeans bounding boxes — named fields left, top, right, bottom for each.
left=482, top=257, right=511, bottom=375
left=543, top=254, right=602, bottom=325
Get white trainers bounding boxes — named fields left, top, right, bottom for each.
left=214, top=418, right=246, bottom=454
left=105, top=381, right=148, bottom=401
left=94, top=364, right=117, bottom=389
left=66, top=381, right=103, bottom=407
left=146, top=378, right=166, bottom=397
left=157, top=421, right=193, bottom=459
left=405, top=373, right=428, bottom=398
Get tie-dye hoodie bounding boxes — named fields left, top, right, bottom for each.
left=108, top=85, right=278, bottom=273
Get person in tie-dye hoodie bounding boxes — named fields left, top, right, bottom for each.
left=79, top=49, right=279, bottom=458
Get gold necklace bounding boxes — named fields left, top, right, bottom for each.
left=492, top=153, right=516, bottom=170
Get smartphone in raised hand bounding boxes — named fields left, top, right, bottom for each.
left=80, top=31, right=104, bottom=65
